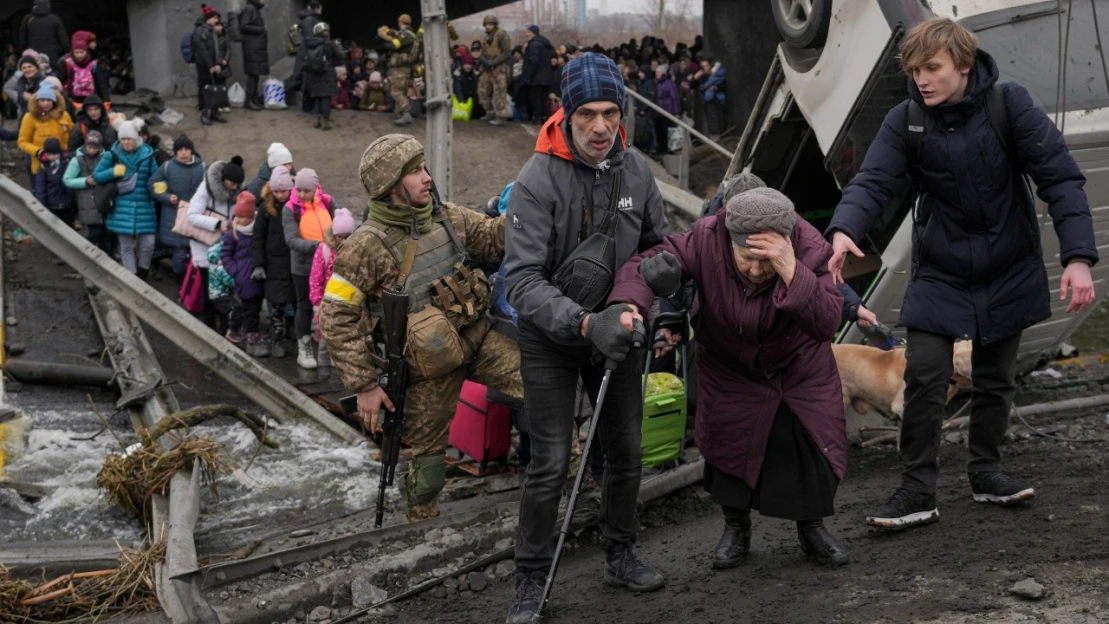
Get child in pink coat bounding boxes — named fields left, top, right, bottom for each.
left=309, top=207, right=355, bottom=376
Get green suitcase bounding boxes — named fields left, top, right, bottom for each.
left=640, top=313, right=689, bottom=468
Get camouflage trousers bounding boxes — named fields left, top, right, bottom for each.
left=391, top=66, right=412, bottom=115
left=400, top=322, right=523, bottom=521
left=478, top=65, right=510, bottom=120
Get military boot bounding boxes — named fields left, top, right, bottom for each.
left=712, top=507, right=751, bottom=569
left=603, top=542, right=665, bottom=592
left=394, top=111, right=413, bottom=126
left=488, top=116, right=506, bottom=126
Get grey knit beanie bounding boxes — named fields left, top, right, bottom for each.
left=720, top=172, right=766, bottom=204
left=725, top=187, right=796, bottom=246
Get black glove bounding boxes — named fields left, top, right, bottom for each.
left=585, top=303, right=636, bottom=363
left=640, top=251, right=681, bottom=297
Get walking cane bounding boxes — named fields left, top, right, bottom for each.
left=532, top=319, right=647, bottom=622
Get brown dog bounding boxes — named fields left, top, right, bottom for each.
left=832, top=341, right=973, bottom=420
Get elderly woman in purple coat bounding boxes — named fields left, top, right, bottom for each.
left=609, top=187, right=849, bottom=568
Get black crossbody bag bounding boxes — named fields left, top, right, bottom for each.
left=552, top=168, right=623, bottom=312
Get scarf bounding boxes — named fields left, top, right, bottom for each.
left=234, top=221, right=255, bottom=237
left=367, top=198, right=434, bottom=234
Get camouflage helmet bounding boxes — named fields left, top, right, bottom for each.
left=359, top=134, right=425, bottom=199
left=483, top=14, right=498, bottom=26
left=398, top=13, right=412, bottom=25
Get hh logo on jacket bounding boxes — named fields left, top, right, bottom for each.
left=618, top=197, right=634, bottom=211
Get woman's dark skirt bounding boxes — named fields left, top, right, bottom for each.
left=703, top=402, right=838, bottom=521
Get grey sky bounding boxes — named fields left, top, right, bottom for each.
left=593, top=0, right=703, bottom=15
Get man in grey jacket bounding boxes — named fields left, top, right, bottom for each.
left=503, top=52, right=670, bottom=623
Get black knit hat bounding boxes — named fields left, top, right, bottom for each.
left=221, top=155, right=245, bottom=184
left=173, top=135, right=195, bottom=154
left=82, top=93, right=104, bottom=110
left=43, top=137, right=62, bottom=154
left=19, top=55, right=39, bottom=70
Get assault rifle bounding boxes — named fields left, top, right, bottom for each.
left=375, top=288, right=410, bottom=528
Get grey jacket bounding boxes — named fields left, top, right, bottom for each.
left=505, top=116, right=669, bottom=345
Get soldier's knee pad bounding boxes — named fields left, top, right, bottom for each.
left=405, top=453, right=447, bottom=505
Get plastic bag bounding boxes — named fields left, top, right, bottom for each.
left=227, top=82, right=246, bottom=108
left=667, top=126, right=685, bottom=153
left=263, top=77, right=287, bottom=110
left=157, top=108, right=184, bottom=125
left=451, top=94, right=472, bottom=121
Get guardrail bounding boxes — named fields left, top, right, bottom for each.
left=0, top=175, right=363, bottom=445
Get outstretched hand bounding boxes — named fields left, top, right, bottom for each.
left=828, top=231, right=863, bottom=285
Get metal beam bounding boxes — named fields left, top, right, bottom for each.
left=0, top=176, right=363, bottom=445
left=423, top=0, right=453, bottom=200
left=624, top=88, right=732, bottom=158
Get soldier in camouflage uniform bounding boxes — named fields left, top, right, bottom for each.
left=320, top=134, right=522, bottom=522
left=379, top=14, right=419, bottom=126
left=477, top=14, right=512, bottom=126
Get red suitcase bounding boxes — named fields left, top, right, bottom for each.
left=450, top=381, right=513, bottom=468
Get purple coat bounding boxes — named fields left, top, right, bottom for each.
left=656, top=76, right=681, bottom=117
left=221, top=228, right=263, bottom=300
left=609, top=215, right=848, bottom=487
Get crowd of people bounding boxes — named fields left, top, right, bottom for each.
left=2, top=5, right=1098, bottom=624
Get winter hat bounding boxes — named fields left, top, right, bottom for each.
left=82, top=93, right=104, bottom=111
left=19, top=54, right=39, bottom=70
left=295, top=168, right=320, bottom=191
left=233, top=191, right=257, bottom=219
left=172, top=135, right=195, bottom=153
left=528, top=25, right=540, bottom=35
left=35, top=83, right=56, bottom=101
left=656, top=64, right=669, bottom=76
left=314, top=22, right=330, bottom=35
left=332, top=208, right=355, bottom=236
left=221, top=156, right=245, bottom=184
left=560, top=52, right=626, bottom=116
left=117, top=120, right=140, bottom=141
left=37, top=53, right=50, bottom=67
left=71, top=31, right=92, bottom=52
left=43, top=137, right=62, bottom=155
left=202, top=4, right=218, bottom=19
left=84, top=130, right=103, bottom=149
left=267, top=142, right=293, bottom=169
left=335, top=65, right=347, bottom=78
left=721, top=172, right=766, bottom=204
left=270, top=165, right=294, bottom=192
left=44, top=76, right=62, bottom=92
left=369, top=71, right=383, bottom=83
left=725, top=187, right=796, bottom=247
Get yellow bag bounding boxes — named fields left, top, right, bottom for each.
left=452, top=94, right=473, bottom=122
left=404, top=305, right=466, bottom=380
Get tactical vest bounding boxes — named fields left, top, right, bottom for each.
left=389, top=29, right=417, bottom=68
left=364, top=212, right=491, bottom=330
left=482, top=29, right=507, bottom=67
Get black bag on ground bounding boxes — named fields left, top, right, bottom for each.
left=552, top=169, right=623, bottom=312
left=203, top=84, right=230, bottom=109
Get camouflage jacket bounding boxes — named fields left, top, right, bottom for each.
left=320, top=202, right=506, bottom=393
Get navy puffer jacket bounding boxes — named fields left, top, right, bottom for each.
left=827, top=50, right=1097, bottom=344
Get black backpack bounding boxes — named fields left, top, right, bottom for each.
left=307, top=44, right=330, bottom=74
left=905, top=83, right=1034, bottom=209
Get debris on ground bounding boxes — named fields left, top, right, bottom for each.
left=1010, top=577, right=1046, bottom=600
left=0, top=542, right=164, bottom=621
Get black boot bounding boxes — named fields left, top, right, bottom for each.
left=136, top=267, right=150, bottom=281
left=270, top=315, right=287, bottom=358
left=797, top=519, right=849, bottom=567
left=505, top=570, right=546, bottom=624
left=712, top=507, right=751, bottom=569
left=603, top=542, right=665, bottom=592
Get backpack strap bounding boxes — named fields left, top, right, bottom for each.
left=984, top=83, right=1037, bottom=218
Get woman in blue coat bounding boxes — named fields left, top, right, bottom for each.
left=93, top=120, right=158, bottom=276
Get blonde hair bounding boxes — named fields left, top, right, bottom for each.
left=899, top=17, right=978, bottom=73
